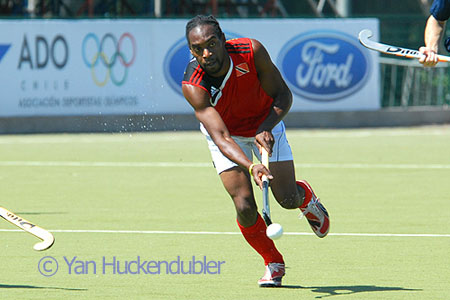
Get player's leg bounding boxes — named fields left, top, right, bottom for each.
left=219, top=166, right=257, bottom=227
left=269, top=161, right=329, bottom=237
left=253, top=121, right=330, bottom=238
left=219, top=167, right=285, bottom=287
left=268, top=160, right=303, bottom=209
left=200, top=125, right=284, bottom=286
left=252, top=122, right=301, bottom=209
left=296, top=179, right=330, bottom=238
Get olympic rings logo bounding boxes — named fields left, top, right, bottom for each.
left=82, top=33, right=136, bottom=87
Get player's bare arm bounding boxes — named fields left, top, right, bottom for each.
left=420, top=15, right=446, bottom=66
left=182, top=83, right=272, bottom=187
left=251, top=39, right=293, bottom=154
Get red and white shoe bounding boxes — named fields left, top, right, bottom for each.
left=258, top=263, right=285, bottom=287
left=297, top=180, right=330, bottom=238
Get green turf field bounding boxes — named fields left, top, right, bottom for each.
left=1, top=126, right=449, bottom=299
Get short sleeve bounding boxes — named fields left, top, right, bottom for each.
left=430, top=0, right=450, bottom=21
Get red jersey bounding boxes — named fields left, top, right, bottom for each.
left=182, top=38, right=274, bottom=137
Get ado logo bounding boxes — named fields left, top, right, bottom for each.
left=18, top=34, right=69, bottom=69
left=278, top=31, right=370, bottom=101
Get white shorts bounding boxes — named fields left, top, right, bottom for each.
left=200, top=121, right=293, bottom=174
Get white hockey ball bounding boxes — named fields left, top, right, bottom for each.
left=266, top=223, right=283, bottom=240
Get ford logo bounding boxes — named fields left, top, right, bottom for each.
left=163, top=37, right=191, bottom=96
left=278, top=30, right=371, bottom=101
left=164, top=32, right=241, bottom=96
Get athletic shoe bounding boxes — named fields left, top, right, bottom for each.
left=257, top=263, right=285, bottom=287
left=297, top=180, right=330, bottom=238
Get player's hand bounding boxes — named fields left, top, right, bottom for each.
left=249, top=163, right=273, bottom=189
left=255, top=130, right=274, bottom=157
left=419, top=47, right=439, bottom=67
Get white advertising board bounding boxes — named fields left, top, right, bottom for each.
left=0, top=19, right=379, bottom=117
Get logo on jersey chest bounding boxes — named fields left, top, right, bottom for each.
left=210, top=86, right=222, bottom=106
left=235, top=63, right=249, bottom=77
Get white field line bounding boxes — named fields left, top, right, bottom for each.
left=0, top=128, right=448, bottom=145
left=0, top=135, right=204, bottom=144
left=0, top=161, right=211, bottom=168
left=0, top=228, right=449, bottom=237
left=296, top=163, right=450, bottom=169
left=0, top=161, right=450, bottom=170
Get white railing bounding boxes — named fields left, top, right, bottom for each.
left=380, top=57, right=450, bottom=107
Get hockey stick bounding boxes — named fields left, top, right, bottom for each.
left=260, top=148, right=284, bottom=240
left=261, top=148, right=272, bottom=226
left=0, top=207, right=55, bottom=251
left=358, top=29, right=450, bottom=62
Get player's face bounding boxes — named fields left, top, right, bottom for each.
left=188, top=25, right=227, bottom=76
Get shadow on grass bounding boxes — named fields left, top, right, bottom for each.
left=280, top=284, right=422, bottom=298
left=0, top=284, right=86, bottom=291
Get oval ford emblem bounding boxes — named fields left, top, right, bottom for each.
left=164, top=32, right=241, bottom=96
left=163, top=37, right=191, bottom=96
left=278, top=31, right=371, bottom=101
